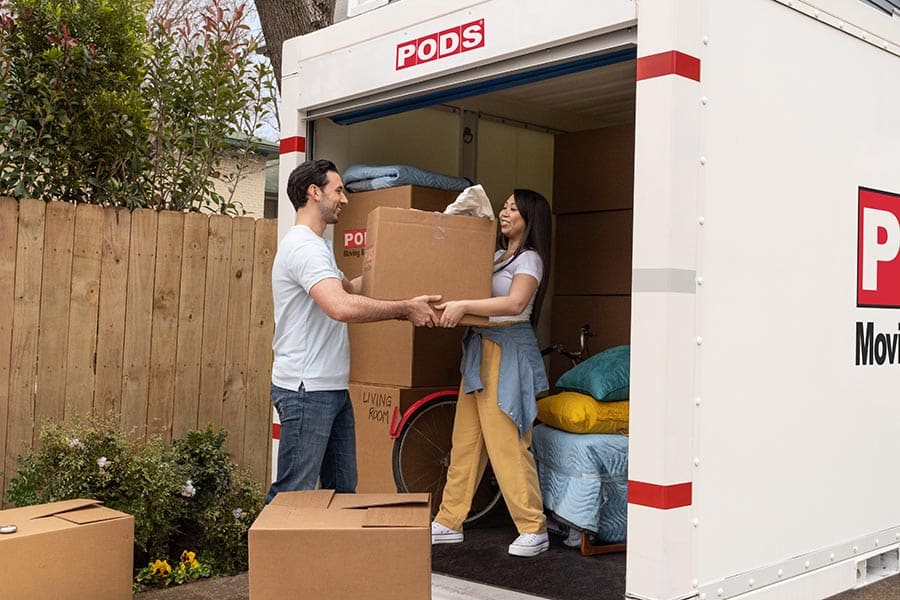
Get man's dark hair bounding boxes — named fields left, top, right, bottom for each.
left=286, top=159, right=338, bottom=210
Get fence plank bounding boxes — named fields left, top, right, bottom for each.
left=198, top=215, right=232, bottom=430
left=0, top=197, right=19, bottom=504
left=120, top=208, right=158, bottom=437
left=245, top=218, right=277, bottom=489
left=172, top=213, right=208, bottom=438
left=34, top=202, right=76, bottom=430
left=64, top=204, right=103, bottom=418
left=95, top=208, right=131, bottom=418
left=147, top=212, right=184, bottom=441
left=5, top=199, right=44, bottom=493
left=222, top=217, right=255, bottom=463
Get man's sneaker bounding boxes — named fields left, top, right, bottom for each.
left=431, top=521, right=463, bottom=544
left=508, top=532, right=550, bottom=557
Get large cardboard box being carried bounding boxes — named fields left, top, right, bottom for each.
left=350, top=382, right=455, bottom=493
left=249, top=490, right=431, bottom=600
left=335, top=185, right=458, bottom=279
left=0, top=499, right=134, bottom=599
left=362, top=207, right=496, bottom=326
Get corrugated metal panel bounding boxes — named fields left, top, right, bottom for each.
left=861, top=0, right=900, bottom=15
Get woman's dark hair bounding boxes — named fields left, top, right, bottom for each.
left=286, top=159, right=338, bottom=210
left=496, top=188, right=552, bottom=328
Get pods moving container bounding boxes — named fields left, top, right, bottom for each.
left=274, top=1, right=900, bottom=599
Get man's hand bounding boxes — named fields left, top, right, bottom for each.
left=406, top=295, right=441, bottom=327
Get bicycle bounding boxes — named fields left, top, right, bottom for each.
left=390, top=324, right=594, bottom=525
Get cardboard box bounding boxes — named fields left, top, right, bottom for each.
left=554, top=210, right=633, bottom=295
left=549, top=294, right=632, bottom=386
left=350, top=382, right=456, bottom=493
left=552, top=123, right=635, bottom=214
left=350, top=320, right=463, bottom=387
left=0, top=499, right=134, bottom=599
left=362, top=207, right=496, bottom=325
left=249, top=490, right=431, bottom=600
left=335, top=186, right=459, bottom=279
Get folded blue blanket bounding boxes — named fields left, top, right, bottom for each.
left=343, top=164, right=471, bottom=193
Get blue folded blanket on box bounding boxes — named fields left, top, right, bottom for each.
left=343, top=164, right=472, bottom=193
left=531, top=424, right=629, bottom=542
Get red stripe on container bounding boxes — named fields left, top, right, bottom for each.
left=628, top=480, right=692, bottom=509
left=636, top=51, right=701, bottom=82
left=279, top=136, right=306, bottom=154
left=272, top=423, right=281, bottom=440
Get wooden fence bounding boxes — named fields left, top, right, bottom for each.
left=0, top=197, right=277, bottom=503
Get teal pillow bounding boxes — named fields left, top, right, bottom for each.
left=556, top=345, right=630, bottom=401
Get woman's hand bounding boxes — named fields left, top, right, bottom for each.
left=435, top=300, right=468, bottom=328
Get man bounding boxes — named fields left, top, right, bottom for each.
left=266, top=159, right=439, bottom=503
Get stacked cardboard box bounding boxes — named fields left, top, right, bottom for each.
left=338, top=189, right=495, bottom=493
left=550, top=124, right=635, bottom=385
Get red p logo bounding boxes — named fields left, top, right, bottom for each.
left=858, top=187, right=900, bottom=307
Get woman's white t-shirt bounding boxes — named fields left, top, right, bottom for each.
left=489, top=249, right=543, bottom=323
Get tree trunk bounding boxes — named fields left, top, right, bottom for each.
left=253, top=0, right=335, bottom=90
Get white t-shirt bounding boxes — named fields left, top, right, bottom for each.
left=271, top=225, right=349, bottom=391
left=489, top=249, right=543, bottom=323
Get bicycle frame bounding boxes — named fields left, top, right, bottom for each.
left=388, top=389, right=458, bottom=439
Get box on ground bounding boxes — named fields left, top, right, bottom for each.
left=549, top=294, right=632, bottom=386
left=249, top=490, right=431, bottom=600
left=350, top=320, right=463, bottom=387
left=350, top=382, right=456, bottom=493
left=0, top=499, right=134, bottom=600
left=554, top=210, right=633, bottom=295
left=335, top=186, right=458, bottom=279
left=362, top=207, right=496, bottom=326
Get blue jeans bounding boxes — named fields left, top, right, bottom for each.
left=265, top=384, right=357, bottom=504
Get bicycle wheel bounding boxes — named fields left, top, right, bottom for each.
left=392, top=397, right=503, bottom=525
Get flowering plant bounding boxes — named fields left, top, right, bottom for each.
left=135, top=549, right=212, bottom=588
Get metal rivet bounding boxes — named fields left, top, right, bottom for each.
left=699, top=216, right=705, bottom=225
left=701, top=96, right=709, bottom=106
left=749, top=578, right=755, bottom=587
left=697, top=276, right=703, bottom=286
left=875, top=538, right=879, bottom=546
left=694, top=457, right=701, bottom=467
left=805, top=561, right=811, bottom=570
left=693, top=518, right=700, bottom=528
left=717, top=588, right=724, bottom=597
left=695, top=397, right=702, bottom=407
left=830, top=553, right=835, bottom=562
left=692, top=579, right=699, bottom=588
left=697, top=337, right=703, bottom=345
left=700, top=156, right=707, bottom=165
left=853, top=546, right=859, bottom=554
left=703, top=36, right=709, bottom=45
left=777, top=569, right=783, bottom=578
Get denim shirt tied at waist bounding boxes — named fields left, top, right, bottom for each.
left=460, top=321, right=549, bottom=437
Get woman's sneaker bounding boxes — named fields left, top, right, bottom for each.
left=508, top=532, right=549, bottom=557
left=431, top=521, right=463, bottom=544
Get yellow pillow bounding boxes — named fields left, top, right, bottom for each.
left=536, top=391, right=629, bottom=434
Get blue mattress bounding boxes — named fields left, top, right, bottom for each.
left=343, top=164, right=472, bottom=192
left=531, top=424, right=628, bottom=542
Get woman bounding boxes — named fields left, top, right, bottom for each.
left=431, top=188, right=552, bottom=557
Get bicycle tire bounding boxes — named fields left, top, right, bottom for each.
left=392, top=396, right=503, bottom=525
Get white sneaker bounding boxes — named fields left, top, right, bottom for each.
left=563, top=528, right=583, bottom=548
left=431, top=521, right=463, bottom=544
left=508, top=532, right=549, bottom=557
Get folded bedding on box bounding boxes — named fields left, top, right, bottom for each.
left=531, top=424, right=628, bottom=542
left=343, top=164, right=472, bottom=192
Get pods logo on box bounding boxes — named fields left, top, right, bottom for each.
left=857, top=187, right=900, bottom=307
left=344, top=229, right=366, bottom=249
left=396, top=19, right=484, bottom=70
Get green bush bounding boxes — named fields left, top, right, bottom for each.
left=6, top=418, right=264, bottom=580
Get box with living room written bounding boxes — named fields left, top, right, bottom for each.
left=350, top=382, right=455, bottom=494
left=335, top=186, right=458, bottom=280
left=361, top=206, right=496, bottom=326
left=248, top=490, right=431, bottom=600
left=0, top=499, right=134, bottom=600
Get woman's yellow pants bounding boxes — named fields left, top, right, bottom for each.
left=434, top=338, right=546, bottom=534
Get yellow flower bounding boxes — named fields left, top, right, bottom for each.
left=180, top=550, right=196, bottom=564
left=151, top=559, right=172, bottom=577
